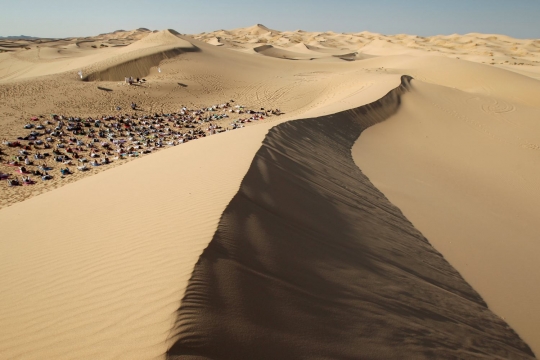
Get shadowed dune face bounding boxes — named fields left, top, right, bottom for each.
left=353, top=78, right=540, bottom=354
left=253, top=44, right=316, bottom=60
left=252, top=44, right=356, bottom=61
left=0, top=29, right=197, bottom=83
left=83, top=46, right=199, bottom=81
left=167, top=77, right=534, bottom=360
left=83, top=31, right=200, bottom=81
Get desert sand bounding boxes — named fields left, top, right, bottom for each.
left=354, top=64, right=540, bottom=353
left=1, top=24, right=539, bottom=359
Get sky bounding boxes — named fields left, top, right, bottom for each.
left=1, top=0, right=539, bottom=39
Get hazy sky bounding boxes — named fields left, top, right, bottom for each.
left=1, top=0, right=539, bottom=39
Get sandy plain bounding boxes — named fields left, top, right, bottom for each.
left=1, top=24, right=539, bottom=359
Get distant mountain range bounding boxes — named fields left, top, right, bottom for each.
left=0, top=35, right=42, bottom=40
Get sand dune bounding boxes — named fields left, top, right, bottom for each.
left=0, top=29, right=408, bottom=359
left=0, top=29, right=196, bottom=82
left=253, top=44, right=323, bottom=60
left=1, top=24, right=540, bottom=359
left=205, top=37, right=223, bottom=46
left=355, top=78, right=540, bottom=354
left=0, top=123, right=277, bottom=360
left=194, top=24, right=540, bottom=75
left=236, top=24, right=280, bottom=37
left=0, top=29, right=153, bottom=82
left=0, top=72, right=404, bottom=360
left=358, top=39, right=430, bottom=56
left=248, top=43, right=357, bottom=62
left=167, top=77, right=534, bottom=359
left=83, top=30, right=198, bottom=81
left=303, top=43, right=351, bottom=53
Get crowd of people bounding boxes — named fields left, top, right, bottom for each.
left=1, top=101, right=283, bottom=187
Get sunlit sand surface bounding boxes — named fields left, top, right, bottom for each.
left=1, top=25, right=539, bottom=359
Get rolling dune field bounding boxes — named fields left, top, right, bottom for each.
left=1, top=25, right=539, bottom=359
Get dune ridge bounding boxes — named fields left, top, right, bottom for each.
left=354, top=77, right=540, bottom=354
left=83, top=30, right=198, bottom=81
left=194, top=24, right=540, bottom=76
left=253, top=44, right=319, bottom=60
left=0, top=30, right=195, bottom=82
left=167, top=76, right=534, bottom=359
left=83, top=47, right=192, bottom=81
left=0, top=122, right=279, bottom=360
left=0, top=72, right=401, bottom=359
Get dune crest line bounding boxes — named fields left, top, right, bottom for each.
left=83, top=30, right=200, bottom=82
left=166, top=76, right=534, bottom=359
left=83, top=47, right=190, bottom=82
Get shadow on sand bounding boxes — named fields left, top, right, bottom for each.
left=167, top=76, right=535, bottom=360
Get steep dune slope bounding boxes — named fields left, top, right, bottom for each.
left=83, top=30, right=198, bottom=81
left=354, top=58, right=540, bottom=354
left=167, top=77, right=534, bottom=360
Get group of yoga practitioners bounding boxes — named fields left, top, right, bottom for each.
left=1, top=101, right=282, bottom=187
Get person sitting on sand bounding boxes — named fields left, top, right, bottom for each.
left=18, top=166, right=27, bottom=173
left=8, top=178, right=19, bottom=186
left=91, top=159, right=99, bottom=166
left=22, top=175, right=32, bottom=184
left=41, top=172, right=52, bottom=181
left=131, top=102, right=136, bottom=110
left=60, top=168, right=70, bottom=175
